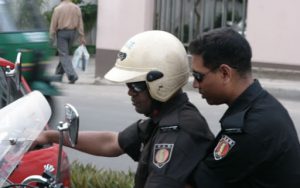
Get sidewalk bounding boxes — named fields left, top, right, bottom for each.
left=49, top=56, right=300, bottom=101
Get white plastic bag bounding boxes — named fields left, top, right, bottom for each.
left=72, top=44, right=90, bottom=71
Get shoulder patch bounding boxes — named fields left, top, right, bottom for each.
left=153, top=144, right=174, bottom=168
left=214, top=135, right=235, bottom=160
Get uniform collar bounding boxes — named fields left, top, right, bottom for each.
left=152, top=92, right=188, bottom=126
left=220, top=79, right=264, bottom=129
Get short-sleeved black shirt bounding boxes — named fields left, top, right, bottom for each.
left=118, top=92, right=214, bottom=188
left=192, top=80, right=300, bottom=188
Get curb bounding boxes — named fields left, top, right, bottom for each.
left=252, top=67, right=300, bottom=101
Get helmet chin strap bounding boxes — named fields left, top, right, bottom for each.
left=151, top=89, right=184, bottom=117
left=145, top=98, right=162, bottom=118
left=143, top=70, right=163, bottom=117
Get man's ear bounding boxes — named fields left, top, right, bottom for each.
left=218, top=64, right=233, bottom=83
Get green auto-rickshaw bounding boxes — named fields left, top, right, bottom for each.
left=0, top=0, right=60, bottom=99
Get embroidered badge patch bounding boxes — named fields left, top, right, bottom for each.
left=214, top=135, right=235, bottom=160
left=153, top=144, right=174, bottom=168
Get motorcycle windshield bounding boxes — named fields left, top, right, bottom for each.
left=0, top=91, right=51, bottom=186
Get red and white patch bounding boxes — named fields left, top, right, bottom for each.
left=214, top=135, right=235, bottom=160
left=153, top=144, right=173, bottom=168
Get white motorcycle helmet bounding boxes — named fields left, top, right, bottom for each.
left=104, top=30, right=189, bottom=102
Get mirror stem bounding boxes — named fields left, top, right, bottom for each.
left=56, top=121, right=65, bottom=184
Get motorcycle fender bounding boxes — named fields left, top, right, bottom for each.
left=8, top=144, right=71, bottom=187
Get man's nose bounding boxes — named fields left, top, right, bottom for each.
left=192, top=79, right=200, bottom=89
left=128, top=88, right=138, bottom=96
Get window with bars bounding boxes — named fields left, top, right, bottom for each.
left=154, top=0, right=248, bottom=46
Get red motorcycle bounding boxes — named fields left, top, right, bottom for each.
left=0, top=54, right=76, bottom=187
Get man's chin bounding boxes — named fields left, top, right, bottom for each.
left=205, top=98, right=223, bottom=106
left=204, top=97, right=214, bottom=105
left=134, top=107, right=144, bottom=114
left=201, top=94, right=208, bottom=101
left=134, top=107, right=151, bottom=117
left=134, top=107, right=141, bottom=113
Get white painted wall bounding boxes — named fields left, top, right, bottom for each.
left=96, top=0, right=155, bottom=50
left=246, top=0, right=300, bottom=66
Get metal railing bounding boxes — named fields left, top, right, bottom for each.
left=154, top=0, right=248, bottom=46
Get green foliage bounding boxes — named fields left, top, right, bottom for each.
left=72, top=0, right=83, bottom=4
left=214, top=11, right=242, bottom=28
left=80, top=3, right=98, bottom=33
left=43, top=9, right=54, bottom=27
left=17, top=0, right=47, bottom=30
left=71, top=161, right=135, bottom=188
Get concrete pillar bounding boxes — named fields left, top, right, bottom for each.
left=95, top=0, right=155, bottom=79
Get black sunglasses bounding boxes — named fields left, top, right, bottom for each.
left=126, top=81, right=148, bottom=93
left=192, top=70, right=213, bottom=82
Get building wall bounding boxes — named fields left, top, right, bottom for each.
left=246, top=0, right=300, bottom=68
left=94, top=0, right=300, bottom=78
left=95, top=0, right=155, bottom=78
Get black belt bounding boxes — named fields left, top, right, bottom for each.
left=58, top=28, right=76, bottom=31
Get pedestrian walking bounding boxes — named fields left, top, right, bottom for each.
left=50, top=0, right=86, bottom=84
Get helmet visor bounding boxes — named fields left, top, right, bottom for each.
left=104, top=66, right=148, bottom=83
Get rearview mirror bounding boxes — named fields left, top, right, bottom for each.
left=5, top=52, right=22, bottom=90
left=56, top=103, right=79, bottom=182
left=64, top=104, right=79, bottom=147
left=14, top=52, right=22, bottom=90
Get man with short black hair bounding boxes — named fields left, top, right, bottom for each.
left=189, top=27, right=300, bottom=188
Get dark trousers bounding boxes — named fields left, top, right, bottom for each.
left=56, top=29, right=78, bottom=81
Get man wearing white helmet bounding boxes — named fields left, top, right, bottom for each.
left=34, top=30, right=214, bottom=187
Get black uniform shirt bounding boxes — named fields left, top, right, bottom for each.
left=118, top=92, right=214, bottom=188
left=193, top=80, right=300, bottom=188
